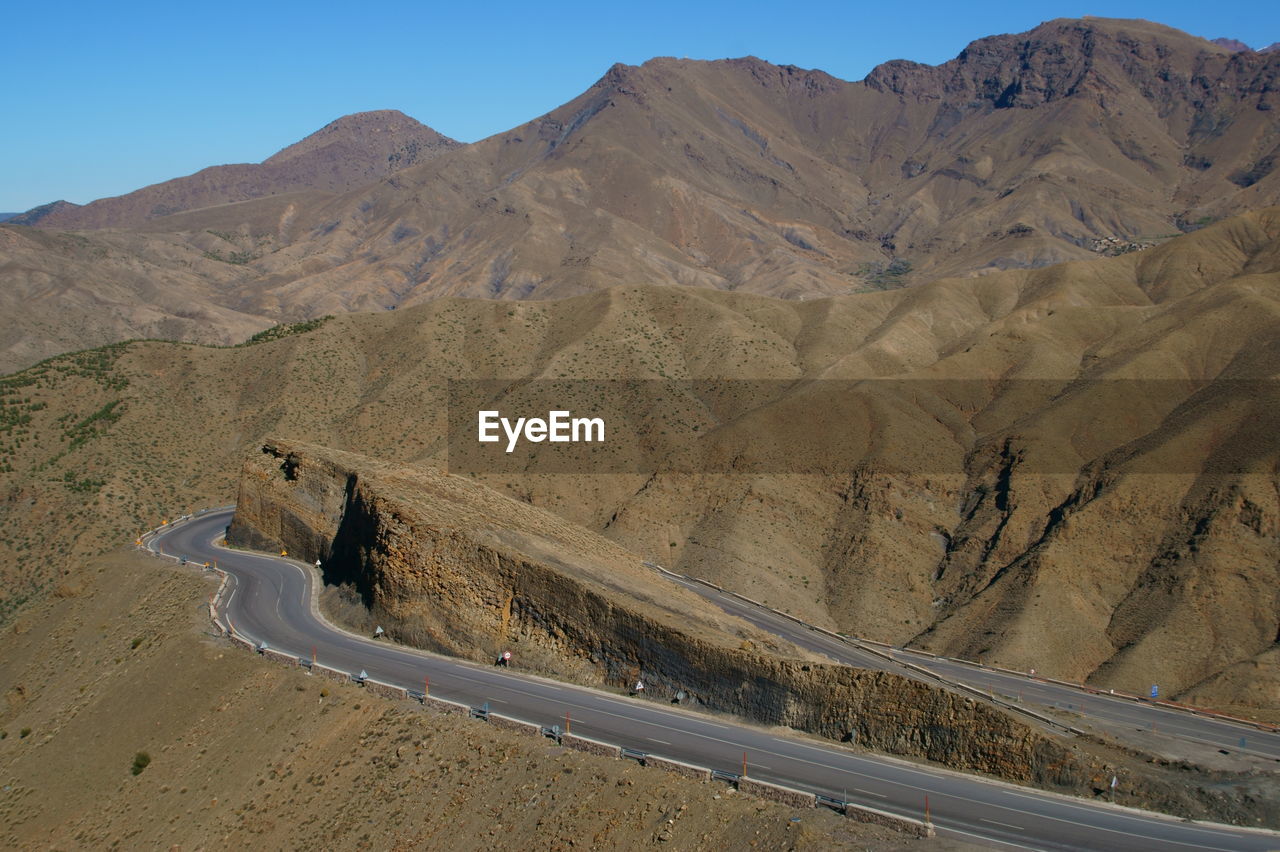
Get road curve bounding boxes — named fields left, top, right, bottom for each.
left=154, top=509, right=1279, bottom=852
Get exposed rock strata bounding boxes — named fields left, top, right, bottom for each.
left=227, top=440, right=1278, bottom=824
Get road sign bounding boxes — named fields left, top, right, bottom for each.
left=1150, top=684, right=1158, bottom=698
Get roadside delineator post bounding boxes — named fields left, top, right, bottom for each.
left=925, top=794, right=932, bottom=829
left=424, top=676, right=429, bottom=698
left=742, top=751, right=748, bottom=777
left=565, top=711, right=571, bottom=734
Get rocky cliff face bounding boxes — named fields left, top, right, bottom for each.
left=222, top=440, right=1280, bottom=818
left=226, top=441, right=1278, bottom=823
left=229, top=441, right=1075, bottom=780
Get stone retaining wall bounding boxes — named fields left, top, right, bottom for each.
left=842, top=803, right=935, bottom=838
left=262, top=648, right=298, bottom=667
left=561, top=733, right=622, bottom=759
left=738, top=777, right=816, bottom=808
left=314, top=665, right=351, bottom=684
left=364, top=679, right=408, bottom=700
left=644, top=755, right=712, bottom=781
left=489, top=713, right=543, bottom=736
left=423, top=695, right=468, bottom=716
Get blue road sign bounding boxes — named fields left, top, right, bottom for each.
left=1150, top=684, right=1158, bottom=698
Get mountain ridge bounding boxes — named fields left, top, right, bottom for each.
left=2, top=16, right=1279, bottom=374
left=17, top=109, right=459, bottom=230
left=0, top=210, right=1276, bottom=716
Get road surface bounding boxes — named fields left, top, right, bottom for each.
left=658, top=574, right=1280, bottom=764
left=152, top=509, right=1279, bottom=851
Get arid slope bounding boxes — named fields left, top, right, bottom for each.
left=0, top=550, right=932, bottom=850
left=15, top=110, right=459, bottom=230
left=0, top=211, right=1276, bottom=716
left=4, top=18, right=1279, bottom=372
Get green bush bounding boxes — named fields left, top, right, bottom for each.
left=238, top=316, right=334, bottom=347
left=856, top=258, right=913, bottom=289
left=131, top=751, right=151, bottom=775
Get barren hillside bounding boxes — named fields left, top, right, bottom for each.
left=0, top=211, right=1276, bottom=717
left=0, top=550, right=938, bottom=850
left=4, top=17, right=1279, bottom=372
left=15, top=110, right=459, bottom=229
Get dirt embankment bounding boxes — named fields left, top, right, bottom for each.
left=1, top=550, right=957, bottom=851
left=224, top=439, right=1280, bottom=832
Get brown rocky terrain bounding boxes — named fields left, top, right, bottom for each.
left=0, top=210, right=1276, bottom=723
left=220, top=439, right=1278, bottom=824
left=230, top=440, right=1072, bottom=781
left=130, top=18, right=1280, bottom=303
left=0, top=225, right=272, bottom=371
left=14, top=110, right=458, bottom=230
left=0, top=549, right=963, bottom=850
left=4, top=17, right=1279, bottom=373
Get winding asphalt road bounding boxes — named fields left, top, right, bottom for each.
left=153, top=509, right=1280, bottom=851
left=658, top=575, right=1280, bottom=765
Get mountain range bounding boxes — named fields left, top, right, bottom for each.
left=11, top=110, right=458, bottom=229
left=2, top=16, right=1279, bottom=373
left=1, top=208, right=1278, bottom=717
left=0, top=16, right=1278, bottom=719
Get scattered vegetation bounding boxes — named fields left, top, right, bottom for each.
left=856, top=258, right=912, bottom=289
left=62, top=471, right=106, bottom=494
left=62, top=400, right=125, bottom=451
left=202, top=249, right=257, bottom=265
left=1175, top=213, right=1219, bottom=233
left=238, top=316, right=335, bottom=347
left=130, top=751, right=151, bottom=775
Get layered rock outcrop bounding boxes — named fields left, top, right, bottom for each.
left=230, top=440, right=1085, bottom=784
left=227, top=440, right=1279, bottom=823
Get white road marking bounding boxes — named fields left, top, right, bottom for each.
left=981, top=818, right=1023, bottom=831
left=854, top=788, right=888, bottom=799
left=170, top=513, right=1278, bottom=852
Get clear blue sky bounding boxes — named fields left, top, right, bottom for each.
left=3, top=0, right=1276, bottom=212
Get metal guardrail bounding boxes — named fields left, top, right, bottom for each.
left=815, top=793, right=846, bottom=812
left=620, top=747, right=647, bottom=762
